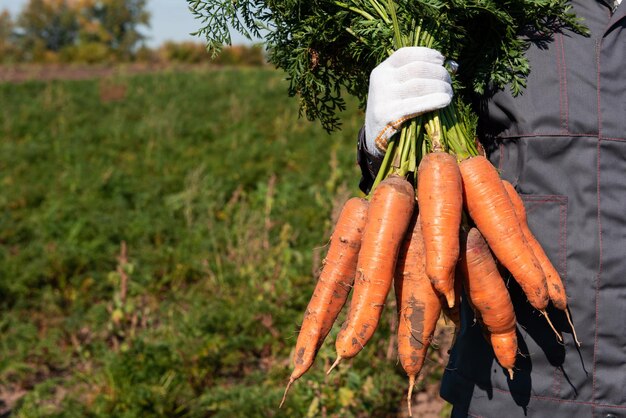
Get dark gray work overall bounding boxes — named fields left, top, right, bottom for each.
left=438, top=1, right=626, bottom=417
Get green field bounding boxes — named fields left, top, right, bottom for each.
left=0, top=68, right=449, bottom=417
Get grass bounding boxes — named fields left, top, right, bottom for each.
left=0, top=67, right=450, bottom=417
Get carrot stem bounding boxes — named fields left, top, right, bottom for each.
left=370, top=135, right=397, bottom=194
left=414, top=19, right=422, bottom=46
left=369, top=0, right=390, bottom=23
left=334, top=1, right=377, bottom=21
left=400, top=124, right=412, bottom=173
left=386, top=0, right=402, bottom=49
left=392, top=123, right=409, bottom=175
left=370, top=115, right=424, bottom=194
left=425, top=113, right=444, bottom=152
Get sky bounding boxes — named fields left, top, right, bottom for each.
left=0, top=0, right=255, bottom=47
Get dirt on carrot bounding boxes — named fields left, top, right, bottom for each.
left=394, top=213, right=442, bottom=416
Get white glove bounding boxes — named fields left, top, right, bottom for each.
left=365, top=47, right=453, bottom=157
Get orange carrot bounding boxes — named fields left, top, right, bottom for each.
left=394, top=214, right=441, bottom=416
left=280, top=197, right=368, bottom=407
left=459, top=156, right=549, bottom=312
left=329, top=176, right=415, bottom=371
left=502, top=180, right=579, bottom=346
left=417, top=152, right=463, bottom=308
left=460, top=227, right=518, bottom=379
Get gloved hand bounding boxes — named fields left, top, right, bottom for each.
left=364, top=47, right=454, bottom=157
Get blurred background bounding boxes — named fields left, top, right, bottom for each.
left=0, top=1, right=452, bottom=416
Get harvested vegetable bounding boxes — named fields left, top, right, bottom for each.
left=394, top=213, right=441, bottom=416
left=188, top=0, right=588, bottom=411
left=280, top=197, right=368, bottom=407
left=330, top=176, right=414, bottom=370
left=502, top=180, right=579, bottom=346
left=460, top=227, right=518, bottom=379
left=459, top=156, right=549, bottom=312
left=417, top=151, right=463, bottom=308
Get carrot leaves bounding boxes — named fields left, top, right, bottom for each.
left=188, top=0, right=587, bottom=132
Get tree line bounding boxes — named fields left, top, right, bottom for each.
left=0, top=0, right=265, bottom=65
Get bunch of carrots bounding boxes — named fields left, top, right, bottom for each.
left=281, top=146, right=580, bottom=414
left=278, top=14, right=580, bottom=413
left=269, top=1, right=584, bottom=415
left=188, top=0, right=587, bottom=413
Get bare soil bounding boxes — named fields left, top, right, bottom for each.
left=0, top=63, right=211, bottom=84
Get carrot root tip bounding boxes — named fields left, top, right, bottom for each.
left=407, top=375, right=415, bottom=417
left=565, top=309, right=581, bottom=347
left=444, top=290, right=455, bottom=309
left=279, top=378, right=294, bottom=408
left=540, top=309, right=562, bottom=342
left=507, top=369, right=514, bottom=380
left=326, top=357, right=342, bottom=375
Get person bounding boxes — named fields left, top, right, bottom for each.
left=358, top=1, right=626, bottom=416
